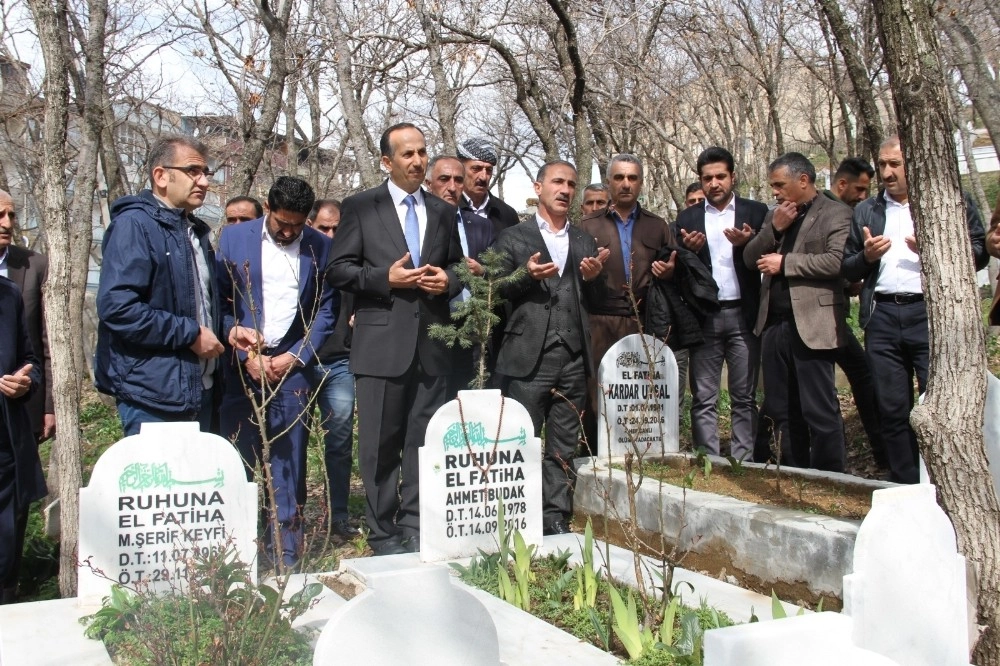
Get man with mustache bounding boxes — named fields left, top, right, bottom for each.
left=842, top=136, right=987, bottom=483
left=580, top=154, right=676, bottom=454
left=0, top=191, right=54, bottom=444
left=96, top=136, right=225, bottom=436
left=327, top=123, right=464, bottom=556
left=457, top=138, right=521, bottom=232
left=492, top=160, right=608, bottom=536
left=581, top=184, right=610, bottom=215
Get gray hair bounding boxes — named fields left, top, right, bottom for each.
left=768, top=152, right=816, bottom=184
left=608, top=153, right=643, bottom=179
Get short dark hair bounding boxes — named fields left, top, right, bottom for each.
left=225, top=196, right=263, bottom=218
left=685, top=182, right=704, bottom=196
left=427, top=155, right=463, bottom=172
left=584, top=183, right=608, bottom=194
left=267, top=176, right=316, bottom=216
left=834, top=157, right=875, bottom=181
left=535, top=160, right=576, bottom=183
left=308, top=198, right=341, bottom=221
left=380, top=122, right=422, bottom=158
left=147, top=135, right=209, bottom=183
left=696, top=146, right=735, bottom=177
left=769, top=152, right=817, bottom=184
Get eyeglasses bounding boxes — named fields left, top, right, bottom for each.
left=162, top=165, right=216, bottom=179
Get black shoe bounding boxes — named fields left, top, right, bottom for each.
left=331, top=519, right=361, bottom=539
left=372, top=536, right=407, bottom=556
left=400, top=535, right=420, bottom=553
left=543, top=520, right=571, bottom=536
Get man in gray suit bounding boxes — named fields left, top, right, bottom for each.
left=493, top=160, right=608, bottom=536
left=327, top=123, right=464, bottom=555
left=744, top=153, right=852, bottom=472
left=0, top=191, right=53, bottom=442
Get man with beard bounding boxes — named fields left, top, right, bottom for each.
left=327, top=123, right=463, bottom=555
left=493, top=160, right=608, bottom=536
left=675, top=147, right=767, bottom=461
left=217, top=176, right=336, bottom=569
left=96, top=136, right=224, bottom=435
left=457, top=138, right=521, bottom=231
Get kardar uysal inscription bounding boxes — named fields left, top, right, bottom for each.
left=78, top=422, right=257, bottom=604
left=419, top=389, right=542, bottom=562
left=597, top=334, right=679, bottom=458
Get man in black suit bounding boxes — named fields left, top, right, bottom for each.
left=327, top=123, right=464, bottom=555
left=457, top=138, right=521, bottom=231
left=675, top=147, right=768, bottom=461
left=0, top=190, right=54, bottom=442
left=493, top=160, right=608, bottom=536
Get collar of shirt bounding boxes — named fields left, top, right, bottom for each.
left=0, top=247, right=7, bottom=278
left=705, top=195, right=736, bottom=215
left=610, top=205, right=638, bottom=227
left=388, top=179, right=424, bottom=208
left=462, top=192, right=490, bottom=217
left=260, top=215, right=303, bottom=254
left=885, top=192, right=909, bottom=209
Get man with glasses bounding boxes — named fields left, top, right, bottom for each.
left=96, top=135, right=225, bottom=435
left=224, top=196, right=263, bottom=225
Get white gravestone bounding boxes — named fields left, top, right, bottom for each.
left=78, top=422, right=257, bottom=604
left=313, top=566, right=501, bottom=666
left=420, top=389, right=542, bottom=562
left=597, top=334, right=678, bottom=458
left=980, top=372, right=1000, bottom=501
left=843, top=484, right=973, bottom=666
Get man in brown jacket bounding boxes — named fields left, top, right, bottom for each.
left=744, top=153, right=851, bottom=472
left=580, top=154, right=676, bottom=452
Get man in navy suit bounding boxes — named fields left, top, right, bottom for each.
left=0, top=277, right=45, bottom=603
left=217, top=176, right=336, bottom=569
left=675, top=147, right=768, bottom=461
left=327, top=123, right=463, bottom=556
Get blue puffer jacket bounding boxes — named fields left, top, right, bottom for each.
left=95, top=190, right=219, bottom=413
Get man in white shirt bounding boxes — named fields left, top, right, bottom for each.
left=492, top=160, right=608, bottom=536
left=842, top=136, right=988, bottom=483
left=217, top=176, right=336, bottom=569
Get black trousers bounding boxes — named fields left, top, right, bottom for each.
left=760, top=318, right=846, bottom=472
left=505, top=342, right=585, bottom=523
left=0, top=424, right=28, bottom=599
left=836, top=332, right=887, bottom=467
left=355, top=358, right=448, bottom=547
left=864, top=301, right=928, bottom=484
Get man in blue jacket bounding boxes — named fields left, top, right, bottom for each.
left=96, top=136, right=224, bottom=436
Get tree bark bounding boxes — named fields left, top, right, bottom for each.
left=414, top=0, right=457, bottom=153
left=872, top=0, right=1000, bottom=662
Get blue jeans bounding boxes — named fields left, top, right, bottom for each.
left=117, top=387, right=214, bottom=437
left=308, top=358, right=355, bottom=522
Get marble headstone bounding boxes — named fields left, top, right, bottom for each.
left=596, top=334, right=678, bottom=458
left=843, top=484, right=972, bottom=666
left=420, top=389, right=542, bottom=562
left=78, top=422, right=257, bottom=604
left=313, top=566, right=501, bottom=666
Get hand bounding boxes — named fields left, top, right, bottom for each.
left=862, top=227, right=892, bottom=263
left=41, top=413, right=56, bottom=441
left=190, top=326, right=224, bottom=359
left=465, top=257, right=485, bottom=277
left=651, top=251, right=677, bottom=279
left=0, top=364, right=33, bottom=399
left=596, top=247, right=611, bottom=264
left=772, top=201, right=799, bottom=232
left=228, top=325, right=262, bottom=352
left=348, top=314, right=355, bottom=328
left=905, top=235, right=919, bottom=254
left=987, top=226, right=1000, bottom=259
left=388, top=253, right=427, bottom=289
left=417, top=265, right=450, bottom=295
left=679, top=229, right=706, bottom=252
left=244, top=351, right=265, bottom=384
left=263, top=352, right=299, bottom=384
left=526, top=252, right=559, bottom=281
left=579, top=255, right=604, bottom=281
left=724, top=223, right=755, bottom=247
left=756, top=253, right=783, bottom=276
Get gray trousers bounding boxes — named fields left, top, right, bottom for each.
left=688, top=306, right=760, bottom=460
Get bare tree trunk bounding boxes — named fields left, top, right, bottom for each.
left=414, top=0, right=457, bottom=153
left=284, top=77, right=298, bottom=179
left=815, top=0, right=885, bottom=163
left=938, top=13, right=1000, bottom=160
left=872, top=0, right=1000, bottom=661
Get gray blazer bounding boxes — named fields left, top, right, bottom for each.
left=743, top=194, right=852, bottom=350
left=492, top=220, right=607, bottom=379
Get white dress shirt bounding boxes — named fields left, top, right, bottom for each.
left=704, top=196, right=741, bottom=301
left=260, top=220, right=302, bottom=347
left=536, top=214, right=570, bottom=276
left=875, top=194, right=923, bottom=294
left=463, top=192, right=490, bottom=219
left=388, top=179, right=427, bottom=253
left=0, top=247, right=8, bottom=279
